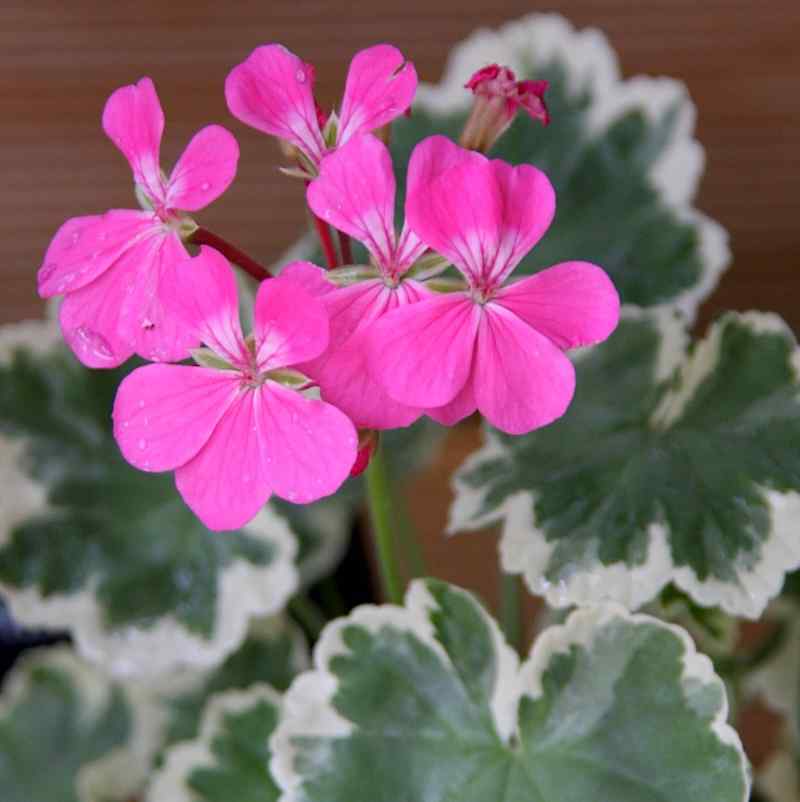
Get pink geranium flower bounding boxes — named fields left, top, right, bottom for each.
left=282, top=133, right=439, bottom=429
left=38, top=78, right=239, bottom=368
left=366, top=136, right=621, bottom=435
left=113, top=247, right=358, bottom=531
left=225, top=43, right=417, bottom=174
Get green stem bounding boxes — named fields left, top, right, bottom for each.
left=365, top=444, right=403, bottom=604
left=289, top=595, right=327, bottom=640
left=500, top=572, right=522, bottom=652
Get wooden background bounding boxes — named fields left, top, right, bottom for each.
left=2, top=0, right=798, bottom=762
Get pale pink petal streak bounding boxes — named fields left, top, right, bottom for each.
left=487, top=159, right=555, bottom=285
left=166, top=125, right=240, bottom=211
left=38, top=210, right=157, bottom=298
left=225, top=45, right=325, bottom=164
left=102, top=77, right=166, bottom=205
left=367, top=292, right=479, bottom=408
left=258, top=382, right=358, bottom=502
left=337, top=44, right=417, bottom=144
left=175, top=390, right=272, bottom=531
left=307, top=134, right=396, bottom=267
left=113, top=364, right=240, bottom=472
left=254, top=275, right=329, bottom=370
left=494, top=262, right=620, bottom=350
left=160, top=246, right=247, bottom=365
left=474, top=304, right=575, bottom=435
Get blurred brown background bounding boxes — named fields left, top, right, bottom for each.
left=3, top=0, right=798, bottom=762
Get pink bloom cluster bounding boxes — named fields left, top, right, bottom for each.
left=37, top=44, right=620, bottom=532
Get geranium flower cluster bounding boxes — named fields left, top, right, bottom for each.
left=38, top=44, right=620, bottom=531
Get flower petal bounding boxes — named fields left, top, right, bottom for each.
left=166, top=125, right=239, bottom=212
left=254, top=275, right=329, bottom=371
left=160, top=246, right=247, bottom=366
left=473, top=303, right=575, bottom=435
left=258, top=381, right=358, bottom=503
left=175, top=389, right=272, bottom=531
left=307, top=134, right=396, bottom=268
left=279, top=261, right=335, bottom=297
left=225, top=44, right=325, bottom=165
left=113, top=364, right=240, bottom=472
left=337, top=44, right=417, bottom=145
left=494, top=261, right=620, bottom=350
left=487, top=158, right=555, bottom=285
left=301, top=280, right=428, bottom=429
left=117, top=232, right=200, bottom=363
left=102, top=77, right=166, bottom=205
left=38, top=210, right=156, bottom=298
left=426, top=381, right=477, bottom=426
left=406, top=134, right=473, bottom=199
left=367, top=292, right=479, bottom=408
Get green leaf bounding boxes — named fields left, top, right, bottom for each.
left=0, top=320, right=299, bottom=676
left=451, top=310, right=800, bottom=618
left=0, top=646, right=160, bottom=802
left=391, top=13, right=728, bottom=318
left=146, top=686, right=282, bottom=802
left=271, top=579, right=749, bottom=802
left=162, top=615, right=307, bottom=750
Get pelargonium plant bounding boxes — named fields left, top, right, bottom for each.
left=3, top=13, right=800, bottom=802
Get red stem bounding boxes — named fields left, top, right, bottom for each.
left=191, top=228, right=271, bottom=282
left=311, top=213, right=339, bottom=269
left=338, top=230, right=353, bottom=264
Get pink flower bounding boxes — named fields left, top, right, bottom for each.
left=461, top=64, right=549, bottom=152
left=38, top=78, right=239, bottom=368
left=366, top=136, right=620, bottom=435
left=282, top=133, right=438, bottom=429
left=225, top=44, right=417, bottom=175
left=112, top=247, right=358, bottom=531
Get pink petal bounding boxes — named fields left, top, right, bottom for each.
left=118, top=232, right=200, bottom=363
left=38, top=210, right=156, bottom=298
left=301, top=279, right=427, bottom=428
left=253, top=276, right=329, bottom=371
left=367, top=292, right=479, bottom=408
left=494, top=262, right=620, bottom=350
left=160, top=246, right=247, bottom=366
left=113, top=364, right=240, bottom=472
left=279, top=261, right=335, bottom=297
left=406, top=138, right=555, bottom=287
left=337, top=44, right=417, bottom=145
left=487, top=158, right=555, bottom=285
left=166, top=125, right=239, bottom=212
left=426, top=381, right=477, bottom=426
left=258, top=381, right=358, bottom=503
left=225, top=44, right=325, bottom=165
left=175, top=389, right=273, bottom=531
left=473, top=303, right=576, bottom=435
left=102, top=77, right=166, bottom=205
left=307, top=134, right=396, bottom=267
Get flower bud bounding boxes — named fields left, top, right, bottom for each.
left=460, top=64, right=549, bottom=153
left=350, top=429, right=379, bottom=476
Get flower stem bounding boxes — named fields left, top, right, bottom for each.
left=312, top=213, right=339, bottom=268
left=365, top=443, right=403, bottom=604
left=190, top=227, right=271, bottom=282
left=338, top=230, right=353, bottom=264
left=500, top=572, right=522, bottom=652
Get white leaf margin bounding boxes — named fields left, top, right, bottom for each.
left=414, top=12, right=730, bottom=322
left=145, top=684, right=282, bottom=802
left=0, top=318, right=300, bottom=679
left=450, top=310, right=800, bottom=619
left=0, top=645, right=165, bottom=802
left=270, top=580, right=749, bottom=802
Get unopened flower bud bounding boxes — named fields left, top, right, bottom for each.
left=460, top=64, right=549, bottom=153
left=351, top=429, right=379, bottom=476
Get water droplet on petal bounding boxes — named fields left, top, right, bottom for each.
left=138, top=399, right=145, bottom=409
left=39, top=262, right=59, bottom=284
left=73, top=326, right=114, bottom=361
left=141, top=317, right=155, bottom=330
left=138, top=438, right=147, bottom=450
left=201, top=182, right=210, bottom=191
left=71, top=231, right=81, bottom=244
left=296, top=68, right=306, bottom=83
left=99, top=231, right=108, bottom=241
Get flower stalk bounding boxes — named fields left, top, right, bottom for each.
left=190, top=227, right=272, bottom=282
